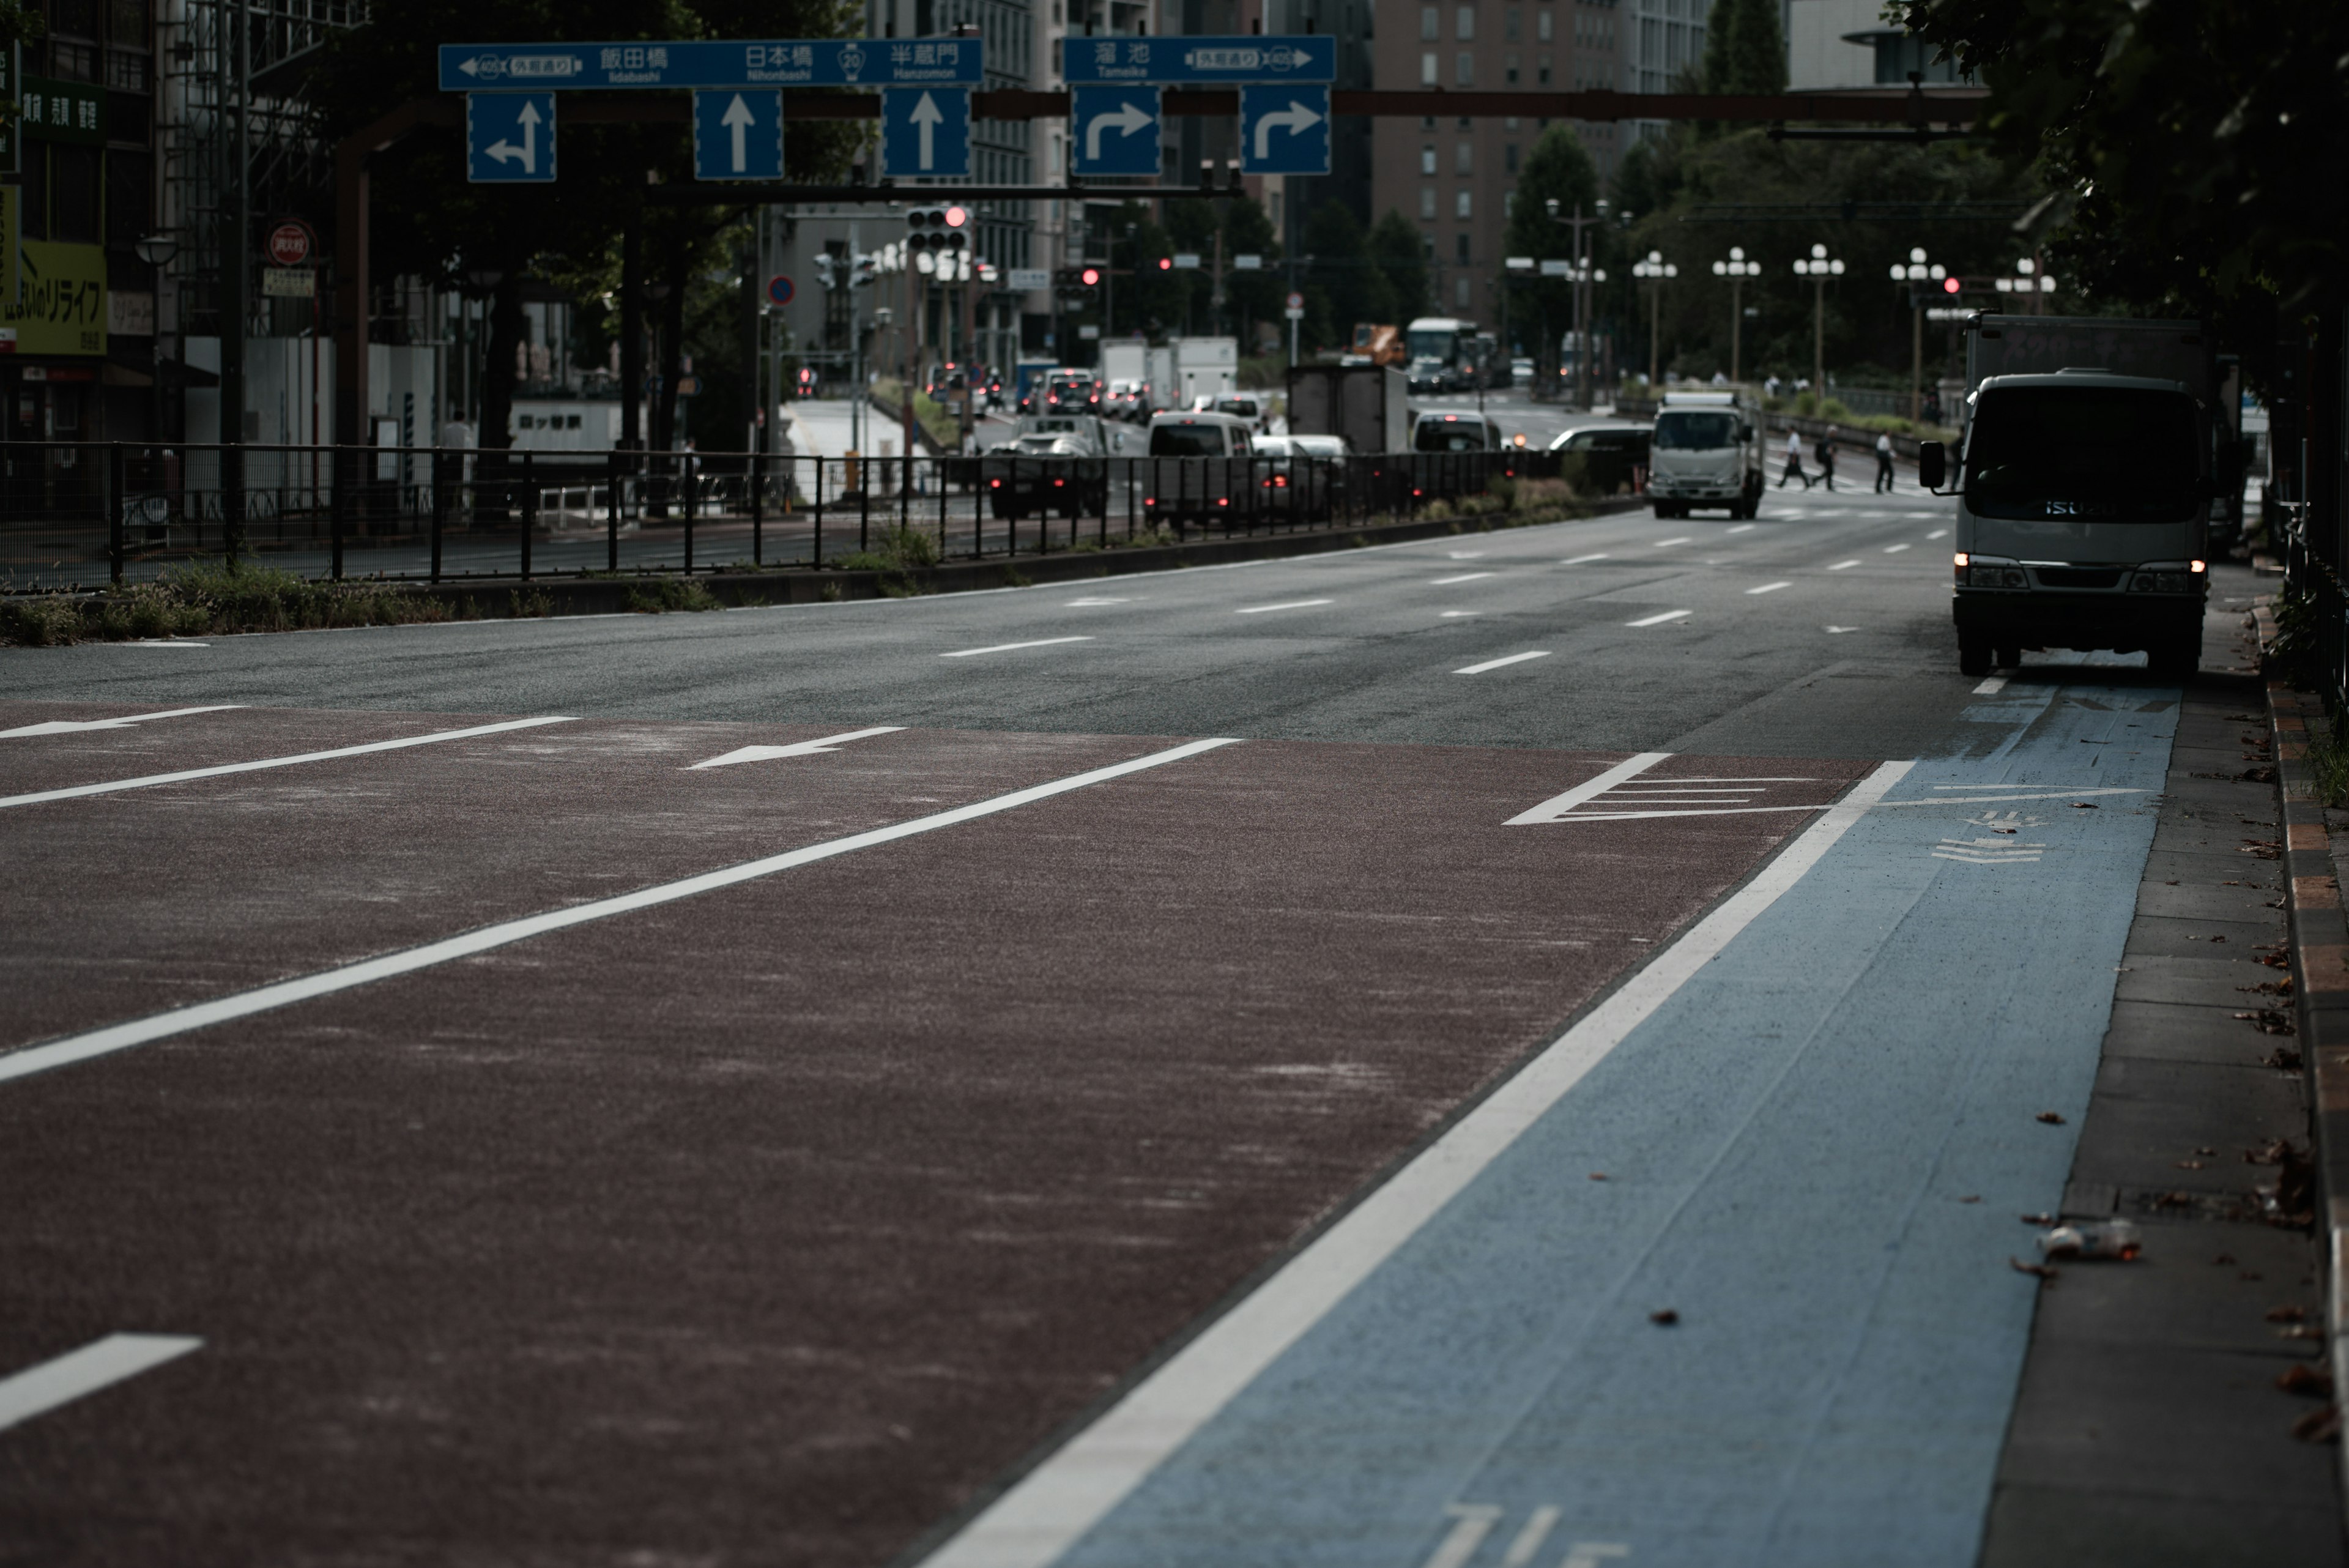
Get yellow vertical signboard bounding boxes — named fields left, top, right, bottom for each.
left=0, top=212, right=106, bottom=357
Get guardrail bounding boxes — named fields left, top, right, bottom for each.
left=0, top=440, right=1547, bottom=591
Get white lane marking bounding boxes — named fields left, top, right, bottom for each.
left=0, top=1335, right=202, bottom=1433
left=0, top=716, right=576, bottom=812
left=1420, top=1506, right=1503, bottom=1568
left=1627, top=609, right=1692, bottom=627
left=1902, top=510, right=1939, bottom=518
left=1972, top=675, right=2009, bottom=695
left=1883, top=543, right=1912, bottom=554
left=688, top=726, right=907, bottom=770
left=1433, top=573, right=1497, bottom=585
left=1825, top=625, right=1861, bottom=633
left=1745, top=581, right=1792, bottom=596
left=1562, top=553, right=1610, bottom=565
left=0, top=738, right=1242, bottom=1088
left=1063, top=597, right=1133, bottom=606
left=0, top=704, right=244, bottom=739
left=920, top=760, right=1913, bottom=1568
left=1455, top=651, right=1553, bottom=675
left=1726, top=524, right=1756, bottom=534
left=1884, top=786, right=2143, bottom=805
left=1933, top=836, right=2046, bottom=864
left=1507, top=752, right=1672, bottom=823
left=1562, top=1548, right=1631, bottom=1568
left=1501, top=1506, right=1564, bottom=1567
left=1234, top=600, right=1335, bottom=615
left=1928, top=529, right=1950, bottom=540
left=1440, top=611, right=1482, bottom=618
left=1653, top=537, right=1692, bottom=548
left=1827, top=560, right=1861, bottom=571
left=941, top=636, right=1093, bottom=657
left=1445, top=551, right=1488, bottom=560
left=116, top=641, right=210, bottom=648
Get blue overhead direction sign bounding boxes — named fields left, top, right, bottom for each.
left=1069, top=84, right=1160, bottom=178
left=693, top=89, right=784, bottom=180
left=1239, top=83, right=1330, bottom=174
left=439, top=39, right=983, bottom=92
left=881, top=86, right=971, bottom=179
left=466, top=92, right=555, bottom=182
left=1063, top=34, right=1334, bottom=84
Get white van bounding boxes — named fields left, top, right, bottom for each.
left=1647, top=391, right=1764, bottom=519
left=1144, top=412, right=1256, bottom=524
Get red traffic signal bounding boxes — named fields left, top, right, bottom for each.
left=1157, top=256, right=1173, bottom=271
left=1942, top=276, right=1961, bottom=294
left=1080, top=266, right=1102, bottom=286
left=943, top=205, right=968, bottom=229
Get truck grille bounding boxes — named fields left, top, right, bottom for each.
left=2032, top=567, right=2123, bottom=589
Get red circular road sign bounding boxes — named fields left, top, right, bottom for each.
left=266, top=220, right=316, bottom=268
left=767, top=275, right=794, bottom=307
left=1286, top=291, right=1304, bottom=310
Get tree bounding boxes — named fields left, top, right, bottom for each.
left=1222, top=195, right=1285, bottom=341
left=1501, top=124, right=1603, bottom=363
left=1702, top=0, right=1786, bottom=95
left=1300, top=201, right=1395, bottom=354
left=1367, top=211, right=1429, bottom=324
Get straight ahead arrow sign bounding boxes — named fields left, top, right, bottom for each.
left=721, top=92, right=755, bottom=172
left=910, top=91, right=943, bottom=170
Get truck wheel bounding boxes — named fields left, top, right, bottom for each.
left=2151, top=637, right=2200, bottom=678
left=1651, top=502, right=1677, bottom=519
left=1995, top=644, right=2022, bottom=668
left=1958, top=634, right=1992, bottom=678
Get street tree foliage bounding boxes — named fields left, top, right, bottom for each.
left=1500, top=123, right=1601, bottom=355
left=1897, top=0, right=2349, bottom=386
left=1701, top=0, right=1786, bottom=97
left=1368, top=212, right=1430, bottom=324
left=313, top=0, right=859, bottom=451
left=1301, top=201, right=1396, bottom=355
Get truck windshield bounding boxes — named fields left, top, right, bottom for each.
left=1414, top=420, right=1491, bottom=451
left=1965, top=387, right=2199, bottom=521
left=1151, top=426, right=1226, bottom=456
left=1652, top=411, right=1739, bottom=450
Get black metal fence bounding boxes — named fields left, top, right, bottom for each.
left=0, top=440, right=1557, bottom=590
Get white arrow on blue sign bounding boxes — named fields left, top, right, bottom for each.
left=467, top=92, right=556, bottom=182
left=881, top=86, right=971, bottom=179
left=694, top=89, right=783, bottom=180
left=1069, top=84, right=1159, bottom=178
left=1239, top=83, right=1330, bottom=175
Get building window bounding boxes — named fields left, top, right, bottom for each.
left=1505, top=116, right=1520, bottom=129
left=105, top=48, right=146, bottom=91
left=50, top=39, right=96, bottom=80
left=1421, top=50, right=1438, bottom=83
left=1455, top=5, right=1474, bottom=39
left=1455, top=232, right=1471, bottom=263
left=1537, top=53, right=1551, bottom=83
left=1505, top=142, right=1519, bottom=173
left=1455, top=140, right=1473, bottom=173
left=1505, top=6, right=1521, bottom=39
left=1504, top=48, right=1518, bottom=82
left=1455, top=188, right=1472, bottom=219
left=1421, top=4, right=1438, bottom=37
left=1420, top=186, right=1437, bottom=219
left=1537, top=7, right=1552, bottom=38
left=1505, top=190, right=1516, bottom=216
left=1455, top=50, right=1474, bottom=84
left=1423, top=115, right=1438, bottom=129
left=1457, top=275, right=1472, bottom=307
left=1421, top=144, right=1436, bottom=174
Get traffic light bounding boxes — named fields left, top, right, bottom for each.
left=852, top=253, right=879, bottom=289
left=814, top=253, right=838, bottom=291
left=1080, top=266, right=1102, bottom=287
left=907, top=206, right=971, bottom=255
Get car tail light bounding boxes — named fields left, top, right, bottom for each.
left=1053, top=478, right=1064, bottom=487
left=1215, top=497, right=1228, bottom=507
left=1145, top=496, right=1157, bottom=505
left=990, top=478, right=1001, bottom=488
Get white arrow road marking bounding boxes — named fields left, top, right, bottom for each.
left=909, top=90, right=945, bottom=169
left=485, top=98, right=541, bottom=171
left=1653, top=536, right=1692, bottom=548
left=721, top=92, right=755, bottom=172
left=0, top=715, right=576, bottom=810
left=1932, top=836, right=2046, bottom=864
left=0, top=1335, right=202, bottom=1433
left=1507, top=752, right=1672, bottom=822
left=1252, top=97, right=1323, bottom=159
left=0, top=739, right=1240, bottom=1087
left=1, top=704, right=242, bottom=738
left=1455, top=650, right=1551, bottom=674
left=1419, top=1506, right=1504, bottom=1568
left=688, top=726, right=905, bottom=770
left=1972, top=675, right=2009, bottom=695
left=1086, top=98, right=1153, bottom=161
left=1501, top=1507, right=1564, bottom=1566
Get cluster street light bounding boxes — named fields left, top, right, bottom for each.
left=1890, top=247, right=1951, bottom=421
left=1792, top=242, right=1845, bottom=400
left=1633, top=251, right=1677, bottom=390
left=1711, top=247, right=1761, bottom=384
left=1996, top=257, right=2058, bottom=316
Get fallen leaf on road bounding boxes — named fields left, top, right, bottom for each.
left=2036, top=1111, right=2067, bottom=1124
left=1649, top=1309, right=1679, bottom=1326
left=2009, top=1258, right=2058, bottom=1282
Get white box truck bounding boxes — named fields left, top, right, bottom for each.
left=1647, top=390, right=1764, bottom=518
left=1922, top=314, right=2237, bottom=678
left=1171, top=336, right=1238, bottom=407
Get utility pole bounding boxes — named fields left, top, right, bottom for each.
left=1792, top=243, right=1844, bottom=398
left=1543, top=197, right=1608, bottom=412
left=220, top=0, right=248, bottom=565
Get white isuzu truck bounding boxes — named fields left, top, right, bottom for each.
left=1921, top=315, right=2235, bottom=678
left=1647, top=390, right=1764, bottom=519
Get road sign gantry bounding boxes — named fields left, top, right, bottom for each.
left=440, top=39, right=982, bottom=91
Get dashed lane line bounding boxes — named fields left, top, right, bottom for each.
left=1883, top=543, right=1912, bottom=554
left=940, top=637, right=1094, bottom=657
left=1746, top=582, right=1792, bottom=596
left=1433, top=573, right=1497, bottom=585
left=1972, top=675, right=2009, bottom=695
left=0, top=705, right=244, bottom=739
left=1234, top=600, right=1335, bottom=615
left=1454, top=651, right=1553, bottom=675
left=1627, top=609, right=1693, bottom=627
left=1654, top=537, right=1693, bottom=548
left=0, top=716, right=577, bottom=811
left=1727, top=524, right=1756, bottom=534
left=1928, top=529, right=1950, bottom=540
left=1827, top=560, right=1861, bottom=571
left=0, top=1335, right=203, bottom=1433
left=0, top=738, right=1242, bottom=1087
left=1562, top=554, right=1610, bottom=566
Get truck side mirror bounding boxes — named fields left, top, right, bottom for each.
left=1741, top=423, right=1756, bottom=443
left=1918, top=440, right=1947, bottom=491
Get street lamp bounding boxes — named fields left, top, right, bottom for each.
left=1632, top=250, right=1677, bottom=392
left=1710, top=246, right=1761, bottom=384
left=1791, top=242, right=1844, bottom=401
left=1995, top=256, right=2058, bottom=316
left=1890, top=247, right=1947, bottom=421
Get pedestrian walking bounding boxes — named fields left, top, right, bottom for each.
left=1815, top=427, right=1839, bottom=491
left=1874, top=431, right=1896, bottom=492
left=1779, top=429, right=1810, bottom=489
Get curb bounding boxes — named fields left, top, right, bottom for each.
left=2261, top=601, right=2349, bottom=1489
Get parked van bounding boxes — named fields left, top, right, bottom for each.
left=1647, top=390, right=1764, bottom=518
left=1144, top=412, right=1256, bottom=524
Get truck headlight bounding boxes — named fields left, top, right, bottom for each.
left=2131, top=571, right=2190, bottom=593
left=1970, top=564, right=2027, bottom=589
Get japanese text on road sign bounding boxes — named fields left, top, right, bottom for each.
left=440, top=39, right=983, bottom=91
left=1063, top=34, right=1335, bottom=84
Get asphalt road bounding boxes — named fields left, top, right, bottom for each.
left=0, top=481, right=2278, bottom=1568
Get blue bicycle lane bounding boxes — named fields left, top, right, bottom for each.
left=930, top=663, right=2181, bottom=1568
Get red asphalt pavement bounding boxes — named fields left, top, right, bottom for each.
left=0, top=700, right=1871, bottom=1566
